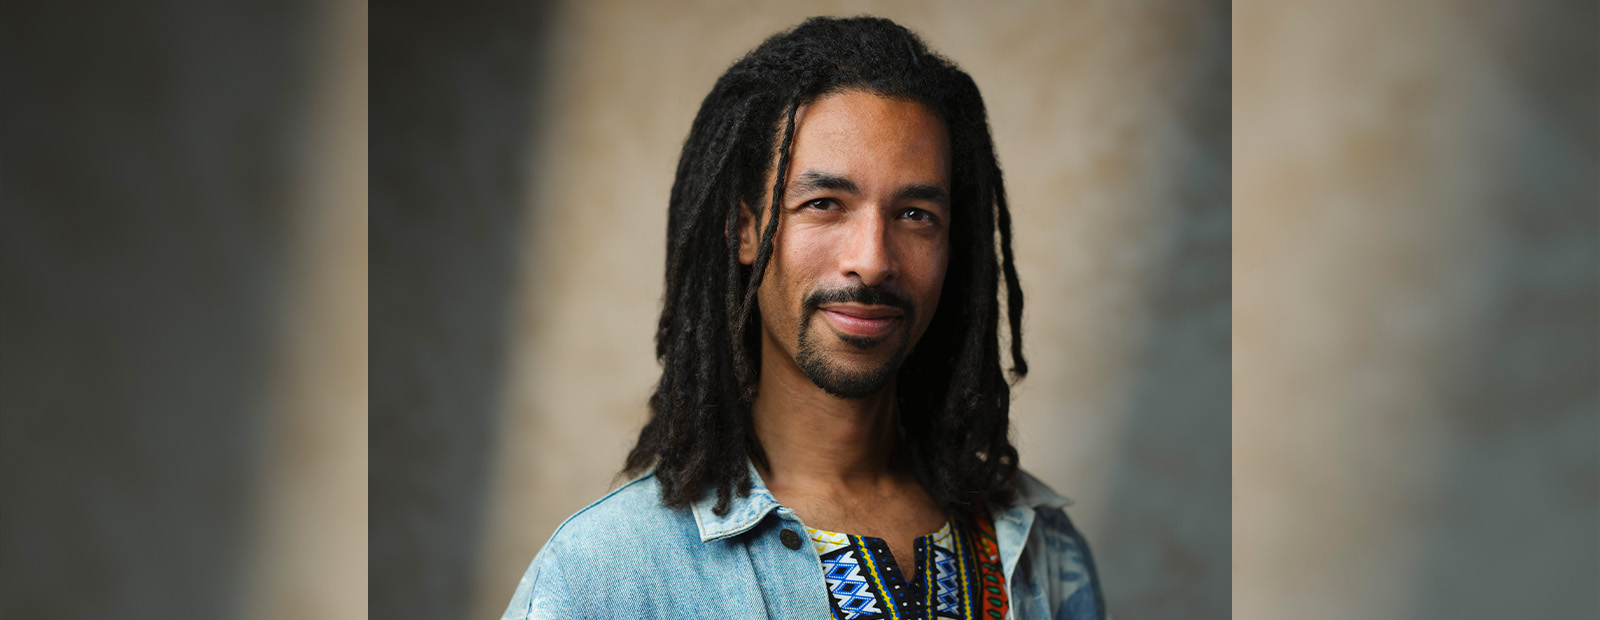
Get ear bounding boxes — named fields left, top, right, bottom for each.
left=735, top=203, right=759, bottom=265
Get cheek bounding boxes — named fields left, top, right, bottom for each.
left=768, top=231, right=830, bottom=288
left=930, top=243, right=949, bottom=296
left=917, top=236, right=950, bottom=292
left=906, top=240, right=949, bottom=332
left=924, top=260, right=948, bottom=324
left=784, top=230, right=835, bottom=270
left=756, top=238, right=816, bottom=328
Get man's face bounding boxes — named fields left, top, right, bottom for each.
left=739, top=90, right=951, bottom=399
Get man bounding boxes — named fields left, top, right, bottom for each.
left=504, top=16, right=1104, bottom=620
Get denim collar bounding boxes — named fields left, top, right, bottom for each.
left=689, top=461, right=786, bottom=542
left=688, top=461, right=1071, bottom=543
left=1011, top=468, right=1074, bottom=510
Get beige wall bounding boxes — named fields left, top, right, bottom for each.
left=477, top=2, right=1229, bottom=619
left=1235, top=1, right=1597, bottom=618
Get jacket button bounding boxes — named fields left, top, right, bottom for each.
left=780, top=528, right=802, bottom=550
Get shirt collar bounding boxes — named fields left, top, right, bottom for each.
left=688, top=461, right=1070, bottom=543
left=1010, top=468, right=1074, bottom=510
left=689, top=460, right=784, bottom=542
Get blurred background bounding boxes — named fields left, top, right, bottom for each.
left=1234, top=1, right=1598, bottom=618
left=1, top=0, right=367, bottom=619
left=1, top=1, right=1593, bottom=620
left=374, top=2, right=1230, bottom=619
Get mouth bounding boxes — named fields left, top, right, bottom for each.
left=818, top=304, right=903, bottom=339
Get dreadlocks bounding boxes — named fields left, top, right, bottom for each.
left=623, top=16, right=1027, bottom=519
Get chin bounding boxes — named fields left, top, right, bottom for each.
left=797, top=343, right=907, bottom=399
left=806, top=366, right=897, bottom=399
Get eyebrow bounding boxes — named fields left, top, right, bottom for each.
left=790, top=171, right=859, bottom=195
left=788, top=170, right=950, bottom=208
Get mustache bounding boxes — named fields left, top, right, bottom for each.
left=802, top=284, right=914, bottom=316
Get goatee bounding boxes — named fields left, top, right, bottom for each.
left=795, top=284, right=914, bottom=399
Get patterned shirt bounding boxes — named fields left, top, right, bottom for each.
left=806, top=510, right=1009, bottom=620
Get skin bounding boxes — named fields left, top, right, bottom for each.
left=737, top=90, right=952, bottom=569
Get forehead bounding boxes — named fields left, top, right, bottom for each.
left=785, top=91, right=951, bottom=188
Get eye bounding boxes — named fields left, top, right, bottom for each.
left=802, top=198, right=837, bottom=211
left=900, top=208, right=938, bottom=223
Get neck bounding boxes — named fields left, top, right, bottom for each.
left=750, top=336, right=904, bottom=494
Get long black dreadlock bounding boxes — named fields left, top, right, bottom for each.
left=623, top=16, right=1028, bottom=519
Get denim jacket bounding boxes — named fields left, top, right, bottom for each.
left=502, top=463, right=1105, bottom=619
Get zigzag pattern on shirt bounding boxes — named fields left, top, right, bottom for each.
left=821, top=550, right=883, bottom=618
left=933, top=546, right=961, bottom=614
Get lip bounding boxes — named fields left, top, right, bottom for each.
left=818, top=304, right=903, bottom=339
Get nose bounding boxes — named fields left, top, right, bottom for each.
left=837, top=212, right=898, bottom=287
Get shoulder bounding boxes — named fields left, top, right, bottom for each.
left=1007, top=469, right=1106, bottom=620
left=537, top=471, right=699, bottom=563
left=1011, top=469, right=1094, bottom=563
left=546, top=472, right=673, bottom=542
left=501, top=472, right=705, bottom=619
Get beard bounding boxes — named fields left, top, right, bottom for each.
left=793, top=284, right=915, bottom=399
